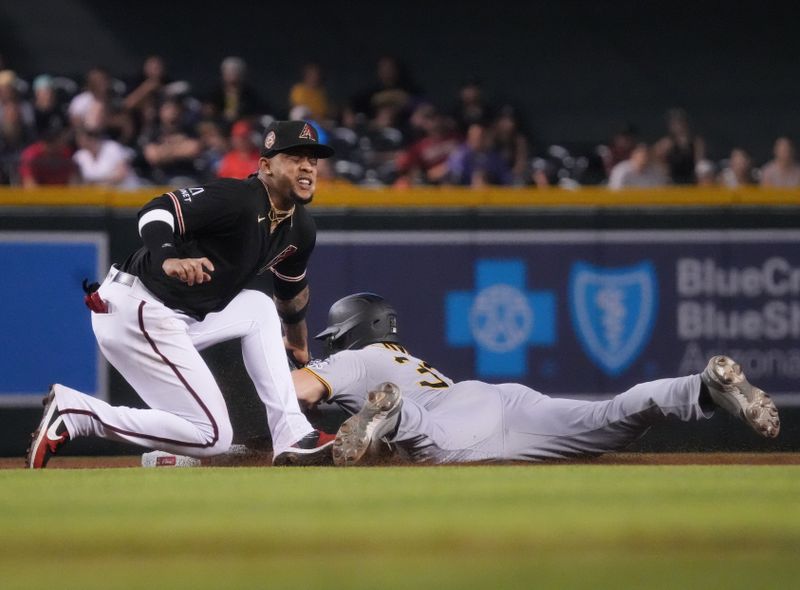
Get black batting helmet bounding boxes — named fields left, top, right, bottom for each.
left=315, top=293, right=399, bottom=356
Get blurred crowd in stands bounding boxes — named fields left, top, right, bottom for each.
left=1, top=53, right=799, bottom=190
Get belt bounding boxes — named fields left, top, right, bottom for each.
left=107, top=265, right=137, bottom=287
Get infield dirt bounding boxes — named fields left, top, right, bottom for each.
left=2, top=452, right=799, bottom=469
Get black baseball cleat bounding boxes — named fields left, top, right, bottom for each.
left=333, top=382, right=403, bottom=467
left=701, top=356, right=780, bottom=438
left=26, top=385, right=70, bottom=469
left=272, top=430, right=336, bottom=466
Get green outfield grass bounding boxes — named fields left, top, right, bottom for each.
left=1, top=465, right=798, bottom=589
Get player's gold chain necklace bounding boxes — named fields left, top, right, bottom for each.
left=265, top=188, right=294, bottom=231
left=268, top=206, right=293, bottom=226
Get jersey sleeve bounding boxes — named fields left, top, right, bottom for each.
left=271, top=212, right=316, bottom=300
left=137, top=181, right=244, bottom=264
left=303, top=351, right=369, bottom=413
left=139, top=183, right=242, bottom=237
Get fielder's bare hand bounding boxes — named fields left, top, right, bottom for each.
left=162, top=257, right=215, bottom=286
left=284, top=340, right=310, bottom=367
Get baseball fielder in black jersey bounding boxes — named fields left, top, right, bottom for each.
left=27, top=120, right=338, bottom=468
left=124, top=176, right=317, bottom=323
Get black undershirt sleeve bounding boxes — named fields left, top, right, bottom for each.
left=140, top=221, right=179, bottom=267
left=273, top=273, right=308, bottom=300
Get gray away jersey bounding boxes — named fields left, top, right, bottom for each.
left=303, top=343, right=455, bottom=415
left=303, top=343, right=709, bottom=463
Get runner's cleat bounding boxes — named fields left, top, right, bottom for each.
left=333, top=382, right=403, bottom=467
left=701, top=356, right=780, bottom=438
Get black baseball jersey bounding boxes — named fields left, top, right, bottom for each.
left=121, top=176, right=315, bottom=319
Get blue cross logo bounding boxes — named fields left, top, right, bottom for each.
left=445, top=259, right=556, bottom=377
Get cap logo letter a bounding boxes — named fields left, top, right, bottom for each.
left=298, top=123, right=317, bottom=141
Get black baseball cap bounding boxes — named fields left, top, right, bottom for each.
left=260, top=120, right=335, bottom=159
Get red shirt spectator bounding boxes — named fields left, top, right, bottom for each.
left=217, top=120, right=260, bottom=179
left=19, top=130, right=77, bottom=187
left=395, top=134, right=460, bottom=186
left=395, top=109, right=459, bottom=186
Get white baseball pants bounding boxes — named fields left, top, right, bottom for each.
left=54, top=267, right=314, bottom=457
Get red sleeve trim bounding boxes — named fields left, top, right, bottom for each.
left=166, top=191, right=186, bottom=235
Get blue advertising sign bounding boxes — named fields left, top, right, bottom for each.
left=310, top=230, right=800, bottom=402
left=568, top=260, right=658, bottom=377
left=0, top=232, right=107, bottom=406
left=446, top=259, right=556, bottom=377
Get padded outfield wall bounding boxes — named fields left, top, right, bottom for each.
left=1, top=186, right=799, bottom=456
